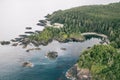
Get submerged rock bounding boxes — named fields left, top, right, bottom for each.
left=37, top=23, right=46, bottom=26
left=35, top=30, right=41, bottom=33
left=25, top=31, right=34, bottom=34
left=12, top=43, right=18, bottom=46
left=19, top=35, right=28, bottom=38
left=46, top=51, right=58, bottom=59
left=26, top=27, right=32, bottom=30
left=0, top=41, right=10, bottom=45
left=14, top=38, right=23, bottom=42
left=11, top=39, right=17, bottom=42
left=61, top=48, right=67, bottom=50
left=31, top=40, right=40, bottom=47
left=26, top=48, right=41, bottom=52
left=22, top=61, right=34, bottom=68
left=39, top=20, right=47, bottom=24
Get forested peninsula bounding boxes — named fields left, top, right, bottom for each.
left=29, top=2, right=120, bottom=80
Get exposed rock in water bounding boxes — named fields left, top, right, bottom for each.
left=46, top=51, right=58, bottom=59
left=22, top=44, right=28, bottom=48
left=39, top=20, right=47, bottom=24
left=37, top=23, right=46, bottom=26
left=66, top=64, right=91, bottom=80
left=26, top=27, right=32, bottom=30
left=19, top=35, right=28, bottom=38
left=34, top=47, right=41, bottom=50
left=67, top=38, right=85, bottom=42
left=12, top=43, right=18, bottom=46
left=35, top=30, right=41, bottom=33
left=44, top=14, right=51, bottom=18
left=22, top=61, right=34, bottom=68
left=0, top=41, right=10, bottom=45
left=87, top=47, right=91, bottom=49
left=26, top=48, right=41, bottom=52
left=31, top=40, right=40, bottom=47
left=61, top=48, right=67, bottom=50
left=25, top=31, right=34, bottom=34
left=11, top=39, right=17, bottom=42
left=14, top=38, right=23, bottom=42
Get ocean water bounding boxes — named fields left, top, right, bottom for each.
left=0, top=0, right=118, bottom=80
left=0, top=39, right=101, bottom=80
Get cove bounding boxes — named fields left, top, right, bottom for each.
left=0, top=37, right=101, bottom=80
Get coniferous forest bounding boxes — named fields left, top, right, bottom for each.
left=46, top=2, right=120, bottom=48
left=30, top=2, right=120, bottom=80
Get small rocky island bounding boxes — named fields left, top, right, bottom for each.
left=22, top=61, right=34, bottom=68
left=26, top=27, right=32, bottom=30
left=45, top=51, right=58, bottom=59
left=0, top=41, right=10, bottom=45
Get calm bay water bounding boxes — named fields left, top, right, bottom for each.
left=0, top=0, right=119, bottom=80
left=0, top=39, right=101, bottom=80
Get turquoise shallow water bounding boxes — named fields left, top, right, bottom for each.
left=0, top=38, right=101, bottom=80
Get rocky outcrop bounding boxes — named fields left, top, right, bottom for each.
left=46, top=51, right=58, bottom=59
left=26, top=48, right=41, bottom=52
left=0, top=41, right=10, bottom=45
left=37, top=20, right=47, bottom=26
left=66, top=64, right=91, bottom=80
left=25, top=31, right=34, bottom=34
left=26, top=27, right=32, bottom=30
left=12, top=43, right=18, bottom=46
left=37, top=23, right=46, bottom=26
left=61, top=48, right=67, bottom=50
left=22, top=61, right=34, bottom=68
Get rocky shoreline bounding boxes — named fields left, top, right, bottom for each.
left=66, top=64, right=91, bottom=80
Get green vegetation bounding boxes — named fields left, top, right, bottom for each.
left=29, top=2, right=120, bottom=80
left=29, top=27, right=83, bottom=43
left=78, top=45, right=120, bottom=80
left=47, top=2, right=120, bottom=48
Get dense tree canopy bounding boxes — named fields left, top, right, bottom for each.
left=29, top=3, right=120, bottom=80
left=47, top=2, right=120, bottom=48
left=78, top=45, right=120, bottom=80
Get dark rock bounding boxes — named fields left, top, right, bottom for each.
left=11, top=39, right=17, bottom=42
left=12, top=43, right=18, bottom=46
left=66, top=64, right=91, bottom=80
left=46, top=51, right=58, bottom=59
left=26, top=27, right=32, bottom=30
left=44, top=14, right=51, bottom=18
left=0, top=41, right=10, bottom=45
left=19, top=35, right=28, bottom=38
left=61, top=48, right=67, bottom=50
left=25, top=31, right=34, bottom=34
left=37, top=23, right=46, bottom=26
left=15, top=38, right=23, bottom=42
left=87, top=47, right=91, bottom=49
left=22, top=61, right=34, bottom=68
left=34, top=47, right=41, bottom=50
left=20, top=38, right=31, bottom=48
left=31, top=40, right=39, bottom=47
left=26, top=48, right=41, bottom=52
left=22, top=44, right=28, bottom=48
left=35, top=30, right=41, bottom=33
left=66, top=65, right=78, bottom=80
left=39, top=20, right=47, bottom=24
